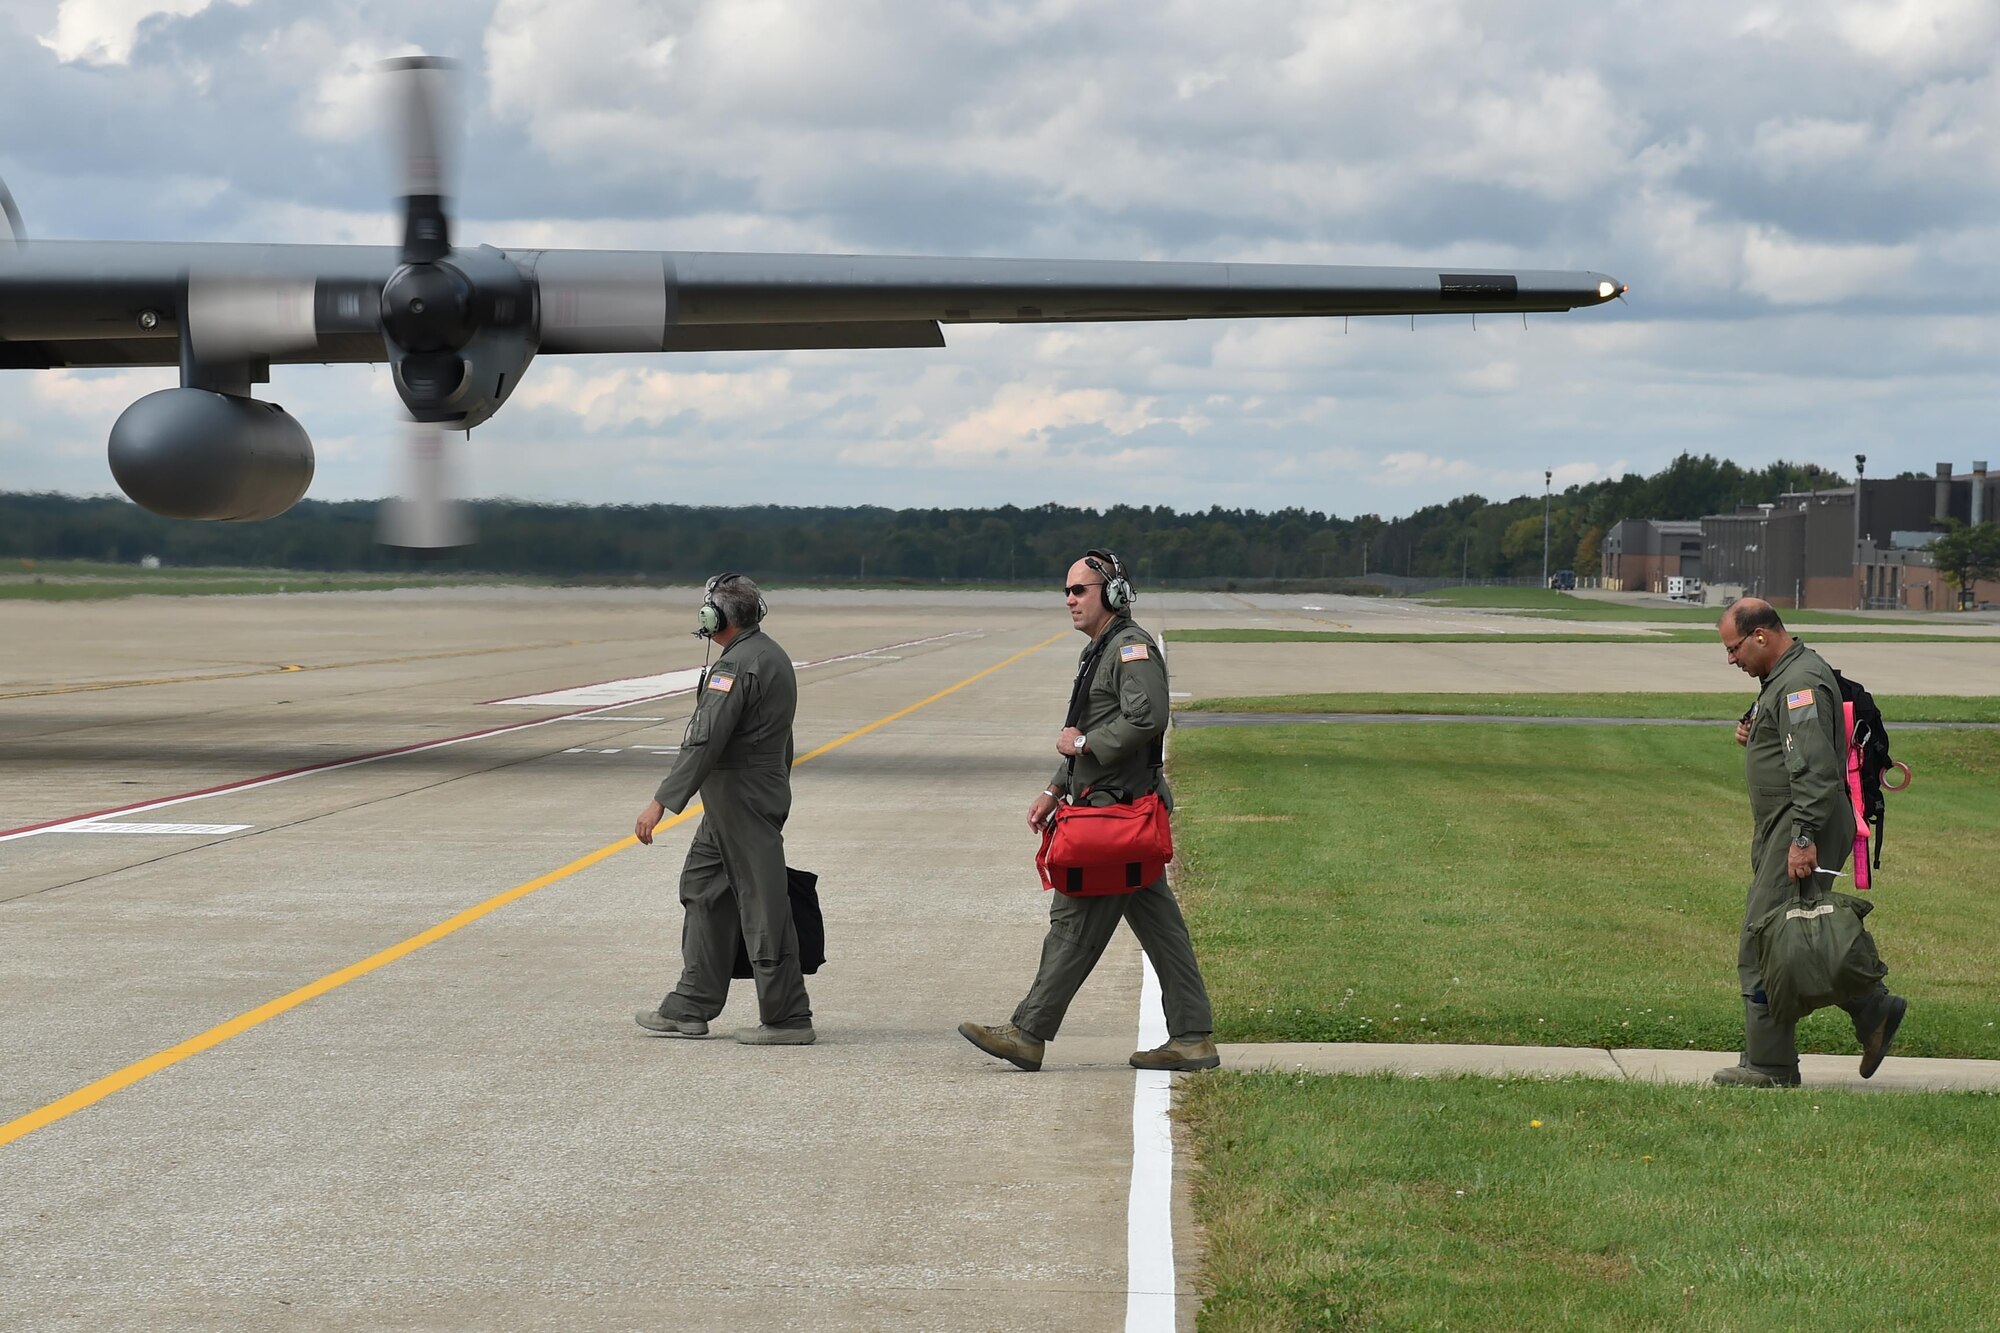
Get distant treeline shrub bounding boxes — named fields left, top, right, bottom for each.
left=0, top=453, right=1843, bottom=582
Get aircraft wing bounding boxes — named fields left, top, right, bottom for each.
left=0, top=240, right=1622, bottom=367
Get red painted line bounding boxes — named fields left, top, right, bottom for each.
left=0, top=630, right=976, bottom=843
left=0, top=713, right=594, bottom=842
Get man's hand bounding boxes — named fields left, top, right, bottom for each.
left=1056, top=726, right=1086, bottom=759
left=1735, top=717, right=1752, bottom=747
left=635, top=799, right=666, bottom=846
left=1787, top=840, right=1818, bottom=881
left=1029, top=791, right=1061, bottom=833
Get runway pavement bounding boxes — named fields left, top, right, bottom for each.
left=2, top=587, right=1993, bottom=1329
left=3, top=588, right=1173, bottom=1331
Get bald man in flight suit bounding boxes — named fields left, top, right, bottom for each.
left=633, top=573, right=813, bottom=1045
left=1716, top=597, right=1906, bottom=1087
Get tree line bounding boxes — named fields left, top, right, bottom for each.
left=0, top=453, right=1856, bottom=583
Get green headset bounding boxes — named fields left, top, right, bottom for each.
left=697, top=571, right=766, bottom=638
left=1083, top=548, right=1134, bottom=613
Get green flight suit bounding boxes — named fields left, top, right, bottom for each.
left=652, top=626, right=811, bottom=1029
left=1735, top=640, right=1893, bottom=1078
left=1013, top=616, right=1214, bottom=1043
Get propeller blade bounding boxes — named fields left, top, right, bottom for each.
left=377, top=421, right=473, bottom=550
left=382, top=55, right=457, bottom=265
left=0, top=175, right=24, bottom=245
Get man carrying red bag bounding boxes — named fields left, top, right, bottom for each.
left=958, top=549, right=1220, bottom=1074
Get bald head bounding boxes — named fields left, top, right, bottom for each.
left=1720, top=597, right=1785, bottom=637
left=1719, top=597, right=1791, bottom=680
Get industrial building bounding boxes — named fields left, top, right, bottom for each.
left=1601, top=461, right=1999, bottom=610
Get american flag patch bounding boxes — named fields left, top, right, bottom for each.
left=1786, top=689, right=1813, bottom=709
left=707, top=672, right=736, bottom=693
left=1120, top=644, right=1150, bottom=662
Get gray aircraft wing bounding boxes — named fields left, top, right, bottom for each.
left=0, top=56, right=1625, bottom=546
left=0, top=240, right=1621, bottom=367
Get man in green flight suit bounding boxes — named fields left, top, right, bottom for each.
left=959, top=549, right=1220, bottom=1073
left=632, top=573, right=814, bottom=1045
left=1716, top=597, right=1907, bottom=1087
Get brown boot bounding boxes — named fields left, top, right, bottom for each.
left=1859, top=995, right=1908, bottom=1079
left=1130, top=1034, right=1221, bottom=1072
left=958, top=1020, right=1044, bottom=1072
left=1712, top=1064, right=1799, bottom=1088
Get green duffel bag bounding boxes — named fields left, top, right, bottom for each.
left=1749, top=887, right=1890, bottom=1025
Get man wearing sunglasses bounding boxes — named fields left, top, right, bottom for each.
left=1717, top=597, right=1906, bottom=1087
left=959, top=549, right=1219, bottom=1073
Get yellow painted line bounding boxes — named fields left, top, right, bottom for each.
left=0, top=630, right=1064, bottom=1148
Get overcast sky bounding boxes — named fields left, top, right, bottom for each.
left=4, top=0, right=1998, bottom=519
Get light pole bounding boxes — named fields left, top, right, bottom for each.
left=1541, top=469, right=1552, bottom=588
left=1854, top=454, right=1866, bottom=606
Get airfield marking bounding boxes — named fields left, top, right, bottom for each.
left=52, top=822, right=253, bottom=836
left=0, top=637, right=645, bottom=702
left=1126, top=954, right=1177, bottom=1330
left=482, top=631, right=974, bottom=706
left=0, top=632, right=1065, bottom=1149
left=0, top=631, right=979, bottom=843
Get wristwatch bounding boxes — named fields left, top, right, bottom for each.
left=1793, top=832, right=1814, bottom=850
left=1073, top=732, right=1089, bottom=755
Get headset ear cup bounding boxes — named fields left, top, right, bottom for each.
left=698, top=602, right=725, bottom=636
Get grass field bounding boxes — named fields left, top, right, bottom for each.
left=1178, top=1072, right=2000, bottom=1331
left=1417, top=587, right=1899, bottom=624
left=1180, top=690, right=2000, bottom=724
left=1170, top=718, right=2000, bottom=1058
left=1163, top=627, right=1986, bottom=645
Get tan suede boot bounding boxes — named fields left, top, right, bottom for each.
left=1129, top=1034, right=1221, bottom=1072
left=957, top=1020, right=1044, bottom=1072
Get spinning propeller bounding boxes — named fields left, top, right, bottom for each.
left=374, top=56, right=482, bottom=551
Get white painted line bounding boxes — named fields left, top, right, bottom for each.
left=557, top=715, right=664, bottom=723
left=1, top=630, right=983, bottom=846
left=492, top=668, right=707, bottom=708
left=53, top=823, right=252, bottom=836
left=485, top=632, right=974, bottom=708
left=1126, top=952, right=1176, bottom=1331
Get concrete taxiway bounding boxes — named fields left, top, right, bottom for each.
left=2, top=587, right=1994, bottom=1329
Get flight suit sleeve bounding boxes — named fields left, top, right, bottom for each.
left=653, top=664, right=755, bottom=813
left=1085, top=639, right=1168, bottom=763
left=1776, top=679, right=1844, bottom=842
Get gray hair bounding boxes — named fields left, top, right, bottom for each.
left=712, top=574, right=765, bottom=628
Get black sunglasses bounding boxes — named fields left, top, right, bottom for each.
left=1064, top=581, right=1105, bottom=597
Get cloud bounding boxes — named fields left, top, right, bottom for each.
left=1377, top=451, right=1485, bottom=486
left=38, top=0, right=231, bottom=65
left=7, top=2, right=2000, bottom=523
left=1740, top=226, right=1919, bottom=303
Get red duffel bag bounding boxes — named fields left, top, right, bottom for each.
left=1036, top=792, right=1174, bottom=896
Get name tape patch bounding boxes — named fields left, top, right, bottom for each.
left=1119, top=643, right=1150, bottom=662
left=707, top=672, right=736, bottom=693
left=1786, top=689, right=1813, bottom=710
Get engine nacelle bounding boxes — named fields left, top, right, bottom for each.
left=108, top=388, right=314, bottom=521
